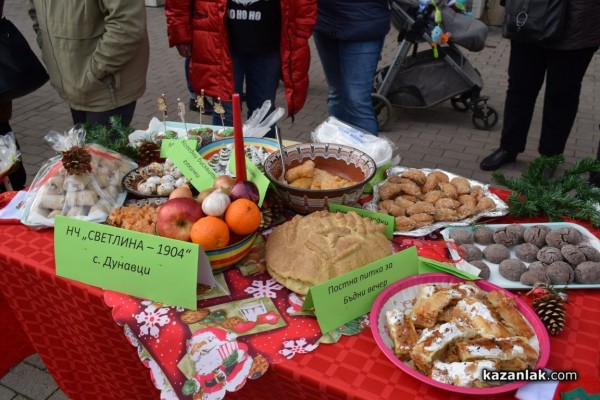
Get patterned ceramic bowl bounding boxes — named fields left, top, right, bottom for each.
left=206, top=231, right=258, bottom=272
left=263, top=142, right=377, bottom=214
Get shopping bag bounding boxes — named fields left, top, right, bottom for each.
left=0, top=16, right=49, bottom=101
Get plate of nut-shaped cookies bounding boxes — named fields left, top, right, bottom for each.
left=364, top=167, right=508, bottom=236
left=370, top=273, right=549, bottom=395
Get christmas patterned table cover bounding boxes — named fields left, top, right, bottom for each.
left=102, top=188, right=600, bottom=400
left=104, top=227, right=417, bottom=400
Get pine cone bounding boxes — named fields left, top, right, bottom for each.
left=532, top=293, right=566, bottom=335
left=137, top=141, right=161, bottom=164
left=61, top=146, right=92, bottom=175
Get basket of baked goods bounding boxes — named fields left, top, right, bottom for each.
left=263, top=142, right=377, bottom=214
left=364, top=166, right=508, bottom=236
left=108, top=174, right=262, bottom=273
left=370, top=273, right=550, bottom=395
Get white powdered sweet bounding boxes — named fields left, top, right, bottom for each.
left=430, top=360, right=496, bottom=386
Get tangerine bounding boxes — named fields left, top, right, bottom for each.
left=224, top=198, right=262, bottom=235
left=190, top=216, right=230, bottom=251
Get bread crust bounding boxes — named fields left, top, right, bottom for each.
left=265, top=211, right=392, bottom=294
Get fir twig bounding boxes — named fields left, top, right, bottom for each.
left=491, top=155, right=600, bottom=228
left=83, top=116, right=138, bottom=160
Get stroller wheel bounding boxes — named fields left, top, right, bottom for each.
left=451, top=95, right=470, bottom=112
left=472, top=104, right=499, bottom=130
left=372, top=93, right=393, bottom=131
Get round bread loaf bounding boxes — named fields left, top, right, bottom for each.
left=265, top=211, right=392, bottom=295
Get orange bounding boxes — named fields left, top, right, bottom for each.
left=224, top=198, right=262, bottom=236
left=190, top=216, right=230, bottom=251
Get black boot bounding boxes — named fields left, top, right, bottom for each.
left=480, top=148, right=517, bottom=171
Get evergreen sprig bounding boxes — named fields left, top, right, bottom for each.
left=491, top=155, right=600, bottom=228
left=83, top=116, right=138, bottom=160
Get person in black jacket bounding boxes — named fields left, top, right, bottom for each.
left=0, top=0, right=26, bottom=191
left=480, top=0, right=600, bottom=176
left=313, top=0, right=391, bottom=136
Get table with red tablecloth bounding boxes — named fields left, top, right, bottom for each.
left=1, top=188, right=599, bottom=400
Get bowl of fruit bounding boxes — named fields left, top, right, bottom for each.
left=155, top=176, right=262, bottom=272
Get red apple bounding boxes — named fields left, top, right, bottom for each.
left=156, top=198, right=204, bottom=241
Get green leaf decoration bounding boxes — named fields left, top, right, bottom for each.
left=560, top=387, right=600, bottom=400
left=181, top=379, right=199, bottom=396
left=337, top=317, right=365, bottom=336
left=491, top=155, right=600, bottom=228
left=83, top=115, right=138, bottom=160
left=222, top=350, right=239, bottom=369
left=203, top=309, right=227, bottom=324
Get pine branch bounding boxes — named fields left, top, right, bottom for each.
left=492, top=155, right=600, bottom=228
left=84, top=117, right=139, bottom=160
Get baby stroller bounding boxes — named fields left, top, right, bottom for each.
left=372, top=0, right=498, bottom=131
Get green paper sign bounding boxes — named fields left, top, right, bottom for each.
left=302, top=247, right=419, bottom=334
left=54, top=216, right=209, bottom=310
left=328, top=203, right=395, bottom=238
left=227, top=151, right=270, bottom=207
left=160, top=138, right=197, bottom=158
left=166, top=140, right=217, bottom=191
left=364, top=161, right=392, bottom=194
left=418, top=258, right=480, bottom=280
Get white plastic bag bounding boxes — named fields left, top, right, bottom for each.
left=311, top=116, right=399, bottom=167
left=243, top=100, right=285, bottom=138
left=0, top=132, right=20, bottom=178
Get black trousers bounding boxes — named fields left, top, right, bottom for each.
left=70, top=101, right=137, bottom=128
left=499, top=41, right=598, bottom=156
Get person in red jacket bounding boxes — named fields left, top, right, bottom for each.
left=165, top=0, right=317, bottom=138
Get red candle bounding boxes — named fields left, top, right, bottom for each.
left=232, top=93, right=247, bottom=182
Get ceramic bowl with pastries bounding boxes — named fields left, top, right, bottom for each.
left=263, top=142, right=377, bottom=214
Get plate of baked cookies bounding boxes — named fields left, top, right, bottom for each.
left=364, top=167, right=508, bottom=236
left=441, top=222, right=600, bottom=289
left=370, top=273, right=549, bottom=395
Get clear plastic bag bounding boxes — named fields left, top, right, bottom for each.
left=243, top=100, right=285, bottom=138
left=0, top=132, right=20, bottom=179
left=20, top=125, right=138, bottom=228
left=310, top=116, right=400, bottom=167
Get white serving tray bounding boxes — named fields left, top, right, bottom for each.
left=441, top=222, right=600, bottom=290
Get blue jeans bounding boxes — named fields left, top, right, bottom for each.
left=313, top=31, right=384, bottom=135
left=212, top=49, right=281, bottom=138
left=185, top=56, right=195, bottom=98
